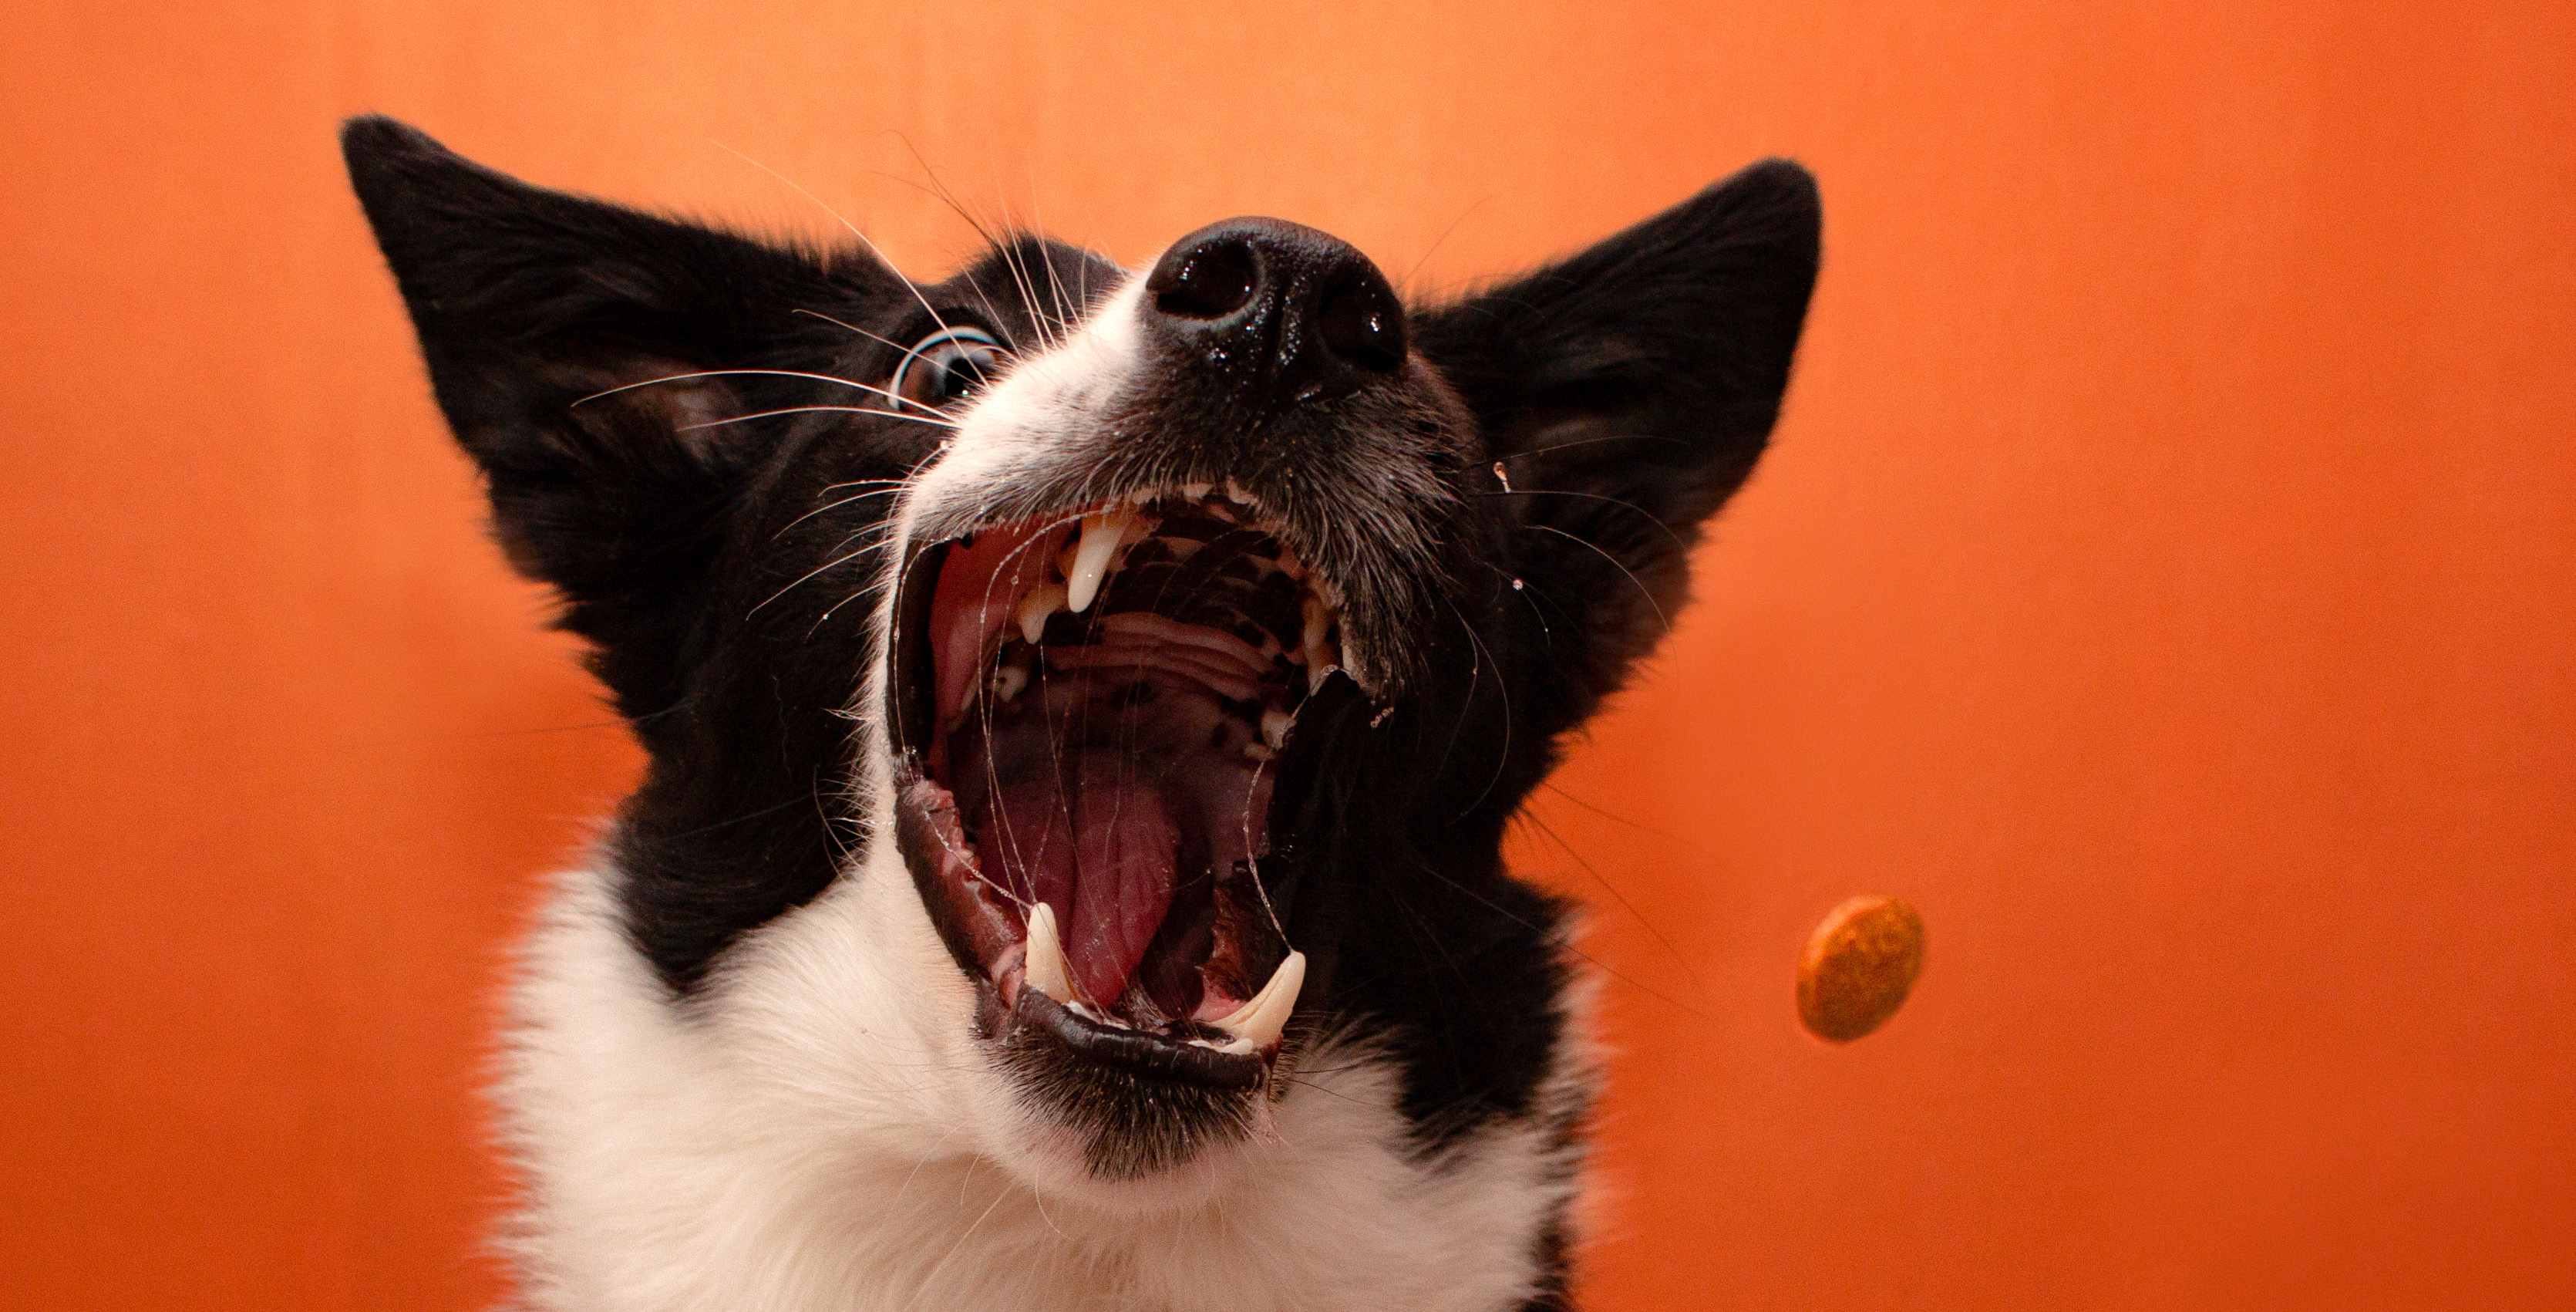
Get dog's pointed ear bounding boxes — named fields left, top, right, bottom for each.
left=342, top=116, right=907, bottom=713
left=1413, top=159, right=1820, bottom=710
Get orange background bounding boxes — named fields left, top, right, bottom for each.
left=5, top=3, right=2572, bottom=1308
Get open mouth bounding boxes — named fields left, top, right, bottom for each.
left=891, top=484, right=1357, bottom=1090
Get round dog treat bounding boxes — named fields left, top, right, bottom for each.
left=1796, top=894, right=1925, bottom=1042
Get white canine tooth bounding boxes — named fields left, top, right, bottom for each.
left=1211, top=949, right=1305, bottom=1052
left=990, top=665, right=1027, bottom=703
left=1024, top=902, right=1072, bottom=1003
left=1016, top=582, right=1066, bottom=646
left=1223, top=478, right=1256, bottom=508
left=1301, top=600, right=1338, bottom=691
left=1129, top=486, right=1158, bottom=505
left=1065, top=510, right=1132, bottom=614
left=1301, top=594, right=1329, bottom=659
left=1180, top=482, right=1211, bottom=501
left=1261, top=707, right=1293, bottom=750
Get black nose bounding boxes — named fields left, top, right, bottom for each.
left=1142, top=217, right=1406, bottom=404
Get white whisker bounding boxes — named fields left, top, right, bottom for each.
left=707, top=139, right=968, bottom=352
left=679, top=405, right=955, bottom=433
left=750, top=531, right=890, bottom=616
left=574, top=367, right=907, bottom=407
left=774, top=485, right=904, bottom=540
left=1521, top=522, right=1668, bottom=632
left=791, top=307, right=911, bottom=355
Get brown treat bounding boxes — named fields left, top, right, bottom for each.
left=1796, top=894, right=1927, bottom=1042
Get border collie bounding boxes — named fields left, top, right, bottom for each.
left=342, top=116, right=1818, bottom=1311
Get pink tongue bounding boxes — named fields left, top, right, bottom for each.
left=988, top=754, right=1177, bottom=1010
left=1066, top=761, right=1177, bottom=1007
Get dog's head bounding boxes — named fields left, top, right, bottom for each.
left=346, top=117, right=1816, bottom=1206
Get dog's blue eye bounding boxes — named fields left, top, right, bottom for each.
left=894, top=327, right=1008, bottom=408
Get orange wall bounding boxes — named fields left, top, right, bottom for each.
left=4, top=3, right=2571, bottom=1308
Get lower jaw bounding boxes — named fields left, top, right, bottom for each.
left=985, top=982, right=1266, bottom=1091
left=892, top=760, right=1292, bottom=1091
left=975, top=978, right=1285, bottom=1186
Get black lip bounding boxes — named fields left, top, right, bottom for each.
left=996, top=987, right=1265, bottom=1091
left=887, top=535, right=950, bottom=768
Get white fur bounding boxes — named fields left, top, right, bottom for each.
left=490, top=274, right=1594, bottom=1310
left=496, top=849, right=1591, bottom=1310
left=897, top=276, right=1153, bottom=548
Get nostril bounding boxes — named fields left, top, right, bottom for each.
left=1145, top=217, right=1406, bottom=401
left=1150, top=237, right=1260, bottom=321
left=1314, top=273, right=1406, bottom=374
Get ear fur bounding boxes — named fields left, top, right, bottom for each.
left=1413, top=159, right=1821, bottom=728
left=341, top=115, right=906, bottom=716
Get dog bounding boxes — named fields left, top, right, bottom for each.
left=343, top=115, right=1818, bottom=1310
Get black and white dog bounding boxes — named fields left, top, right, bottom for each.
left=344, top=116, right=1817, bottom=1310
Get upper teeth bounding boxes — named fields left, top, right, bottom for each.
left=1064, top=509, right=1134, bottom=614
left=1015, top=582, right=1066, bottom=646
left=989, top=665, right=1028, bottom=702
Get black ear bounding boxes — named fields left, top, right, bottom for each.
left=342, top=115, right=906, bottom=715
left=1413, top=159, right=1820, bottom=717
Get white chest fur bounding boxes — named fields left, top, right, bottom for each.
left=491, top=852, right=1590, bottom=1312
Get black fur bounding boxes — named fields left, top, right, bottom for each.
left=345, top=117, right=1113, bottom=994
left=1415, top=160, right=1821, bottom=754
left=345, top=119, right=1817, bottom=1287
